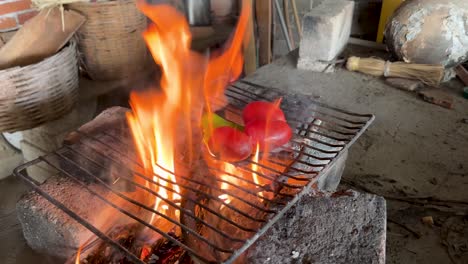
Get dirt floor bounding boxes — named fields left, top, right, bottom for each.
left=1, top=47, right=467, bottom=263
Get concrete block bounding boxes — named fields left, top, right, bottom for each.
left=298, top=0, right=354, bottom=68
left=0, top=136, right=22, bottom=179
left=247, top=190, right=386, bottom=264
left=0, top=150, right=23, bottom=179
left=316, top=150, right=347, bottom=191
left=20, top=140, right=57, bottom=184
left=16, top=175, right=155, bottom=259
left=16, top=176, right=108, bottom=258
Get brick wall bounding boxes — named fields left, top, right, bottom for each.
left=0, top=0, right=38, bottom=32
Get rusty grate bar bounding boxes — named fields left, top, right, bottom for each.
left=14, top=80, right=374, bottom=263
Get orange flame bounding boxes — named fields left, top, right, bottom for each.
left=127, top=0, right=251, bottom=225
left=251, top=143, right=263, bottom=198
left=218, top=162, right=238, bottom=207
left=75, top=245, right=83, bottom=264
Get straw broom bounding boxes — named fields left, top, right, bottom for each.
left=346, top=56, right=444, bottom=87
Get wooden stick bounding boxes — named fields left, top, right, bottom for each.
left=243, top=0, right=257, bottom=75
left=290, top=0, right=302, bottom=38
left=255, top=0, right=272, bottom=65
left=283, top=0, right=295, bottom=48
left=274, top=0, right=293, bottom=51
left=388, top=219, right=422, bottom=238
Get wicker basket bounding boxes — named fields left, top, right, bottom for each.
left=0, top=42, right=79, bottom=133
left=68, top=0, right=150, bottom=81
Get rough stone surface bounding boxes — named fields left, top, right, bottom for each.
left=298, top=0, right=354, bottom=68
left=246, top=190, right=386, bottom=264
left=16, top=175, right=143, bottom=258
left=16, top=176, right=107, bottom=258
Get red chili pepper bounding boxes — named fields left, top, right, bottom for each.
left=208, top=126, right=253, bottom=162
left=245, top=119, right=292, bottom=151
left=242, top=101, right=286, bottom=125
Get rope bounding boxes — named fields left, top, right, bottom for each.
left=383, top=60, right=391, bottom=77
left=32, top=0, right=90, bottom=31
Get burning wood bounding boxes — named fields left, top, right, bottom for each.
left=77, top=224, right=188, bottom=264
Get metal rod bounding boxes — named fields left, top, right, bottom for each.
left=274, top=0, right=294, bottom=51
left=94, top=130, right=305, bottom=190
left=69, top=138, right=272, bottom=221
left=56, top=150, right=247, bottom=245
left=76, top=132, right=279, bottom=214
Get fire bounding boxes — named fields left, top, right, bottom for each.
left=251, top=144, right=263, bottom=198
left=75, top=245, right=83, bottom=264
left=218, top=162, right=239, bottom=206
left=218, top=143, right=264, bottom=207
left=126, top=0, right=251, bottom=228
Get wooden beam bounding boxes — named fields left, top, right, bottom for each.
left=255, top=0, right=272, bottom=66
left=243, top=0, right=257, bottom=75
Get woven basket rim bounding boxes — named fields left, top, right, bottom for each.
left=0, top=41, right=76, bottom=73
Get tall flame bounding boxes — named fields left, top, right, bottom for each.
left=75, top=245, right=83, bottom=264
left=251, top=143, right=263, bottom=199
left=127, top=0, right=251, bottom=225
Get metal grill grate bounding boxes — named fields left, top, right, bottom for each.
left=14, top=80, right=374, bottom=264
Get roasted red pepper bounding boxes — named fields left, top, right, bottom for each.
left=242, top=101, right=286, bottom=125
left=208, top=126, right=253, bottom=162
left=244, top=119, right=292, bottom=150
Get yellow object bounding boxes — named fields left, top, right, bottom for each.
left=376, top=0, right=405, bottom=43
left=201, top=113, right=243, bottom=140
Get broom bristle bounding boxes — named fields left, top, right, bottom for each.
left=346, top=56, right=444, bottom=86
left=388, top=62, right=444, bottom=87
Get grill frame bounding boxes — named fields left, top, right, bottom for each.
left=14, top=80, right=374, bottom=264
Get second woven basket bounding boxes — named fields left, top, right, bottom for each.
left=68, top=0, right=150, bottom=81
left=0, top=42, right=79, bottom=132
